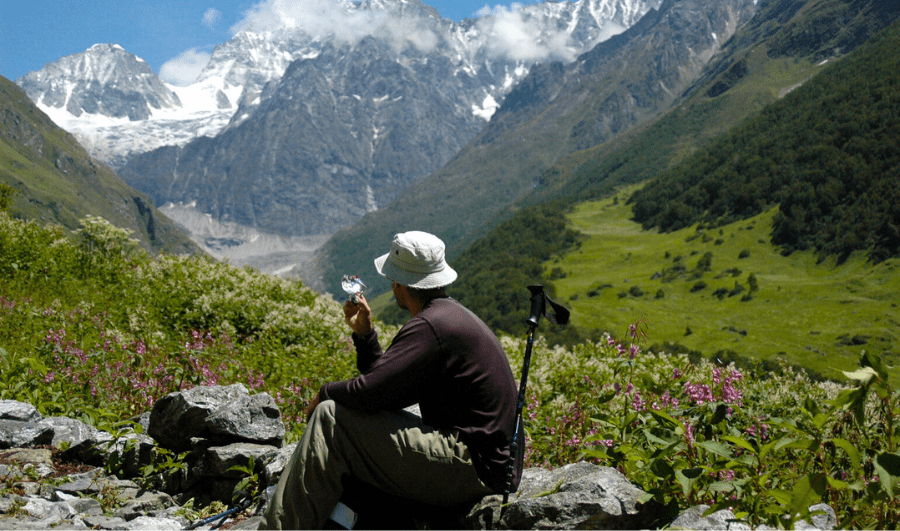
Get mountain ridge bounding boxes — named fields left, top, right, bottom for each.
left=19, top=0, right=658, bottom=169
left=17, top=1, right=659, bottom=273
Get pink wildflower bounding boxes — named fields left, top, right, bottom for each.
left=629, top=344, right=639, bottom=358
left=631, top=391, right=645, bottom=411
left=684, top=382, right=714, bottom=405
left=684, top=422, right=695, bottom=445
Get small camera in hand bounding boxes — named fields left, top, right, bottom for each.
left=341, top=275, right=366, bottom=304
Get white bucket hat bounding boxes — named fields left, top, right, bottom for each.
left=374, top=231, right=457, bottom=289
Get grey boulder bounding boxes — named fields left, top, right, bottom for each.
left=149, top=384, right=283, bottom=451
left=0, top=420, right=53, bottom=449
left=466, top=461, right=662, bottom=529
left=0, top=400, right=42, bottom=422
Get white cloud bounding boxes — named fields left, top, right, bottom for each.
left=231, top=0, right=439, bottom=53
left=473, top=4, right=576, bottom=63
left=475, top=3, right=526, bottom=18
left=203, top=8, right=223, bottom=29
left=159, top=48, right=212, bottom=86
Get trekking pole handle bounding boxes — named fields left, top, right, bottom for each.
left=526, top=285, right=546, bottom=328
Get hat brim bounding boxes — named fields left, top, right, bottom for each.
left=374, top=252, right=457, bottom=289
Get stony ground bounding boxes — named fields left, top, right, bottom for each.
left=0, top=446, right=263, bottom=530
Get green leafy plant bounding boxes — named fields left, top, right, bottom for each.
left=229, top=455, right=261, bottom=507
left=93, top=482, right=126, bottom=515
left=138, top=446, right=190, bottom=491
left=520, top=328, right=900, bottom=529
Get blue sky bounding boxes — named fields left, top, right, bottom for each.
left=0, top=0, right=541, bottom=84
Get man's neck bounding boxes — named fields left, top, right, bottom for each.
left=405, top=294, right=445, bottom=318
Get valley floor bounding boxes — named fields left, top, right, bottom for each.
left=159, top=202, right=329, bottom=281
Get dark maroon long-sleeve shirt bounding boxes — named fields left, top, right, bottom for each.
left=319, top=296, right=523, bottom=493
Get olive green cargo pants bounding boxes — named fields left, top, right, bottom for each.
left=260, top=400, right=493, bottom=529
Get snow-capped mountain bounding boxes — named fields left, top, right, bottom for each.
left=17, top=43, right=240, bottom=168
left=17, top=0, right=660, bottom=169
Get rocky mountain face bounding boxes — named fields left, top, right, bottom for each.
left=119, top=37, right=494, bottom=237
left=18, top=0, right=659, bottom=244
left=319, top=0, right=762, bottom=296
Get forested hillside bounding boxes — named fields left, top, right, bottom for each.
left=450, top=203, right=586, bottom=342
left=629, top=20, right=900, bottom=262
left=524, top=0, right=898, bottom=207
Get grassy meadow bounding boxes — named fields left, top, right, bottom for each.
left=553, top=185, right=900, bottom=382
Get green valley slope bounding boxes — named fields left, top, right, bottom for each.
left=0, top=75, right=197, bottom=254
left=627, top=18, right=900, bottom=262
left=555, top=188, right=899, bottom=382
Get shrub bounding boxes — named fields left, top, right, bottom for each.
left=547, top=267, right=566, bottom=280
left=0, top=214, right=355, bottom=440
left=728, top=282, right=746, bottom=297
left=747, top=273, right=759, bottom=292
left=517, top=326, right=900, bottom=529
left=0, top=184, right=15, bottom=211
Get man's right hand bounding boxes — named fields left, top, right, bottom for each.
left=343, top=294, right=373, bottom=336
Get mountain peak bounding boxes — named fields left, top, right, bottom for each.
left=17, top=44, right=180, bottom=121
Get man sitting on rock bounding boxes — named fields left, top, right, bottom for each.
left=261, top=231, right=522, bottom=529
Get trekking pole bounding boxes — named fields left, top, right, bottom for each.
left=186, top=491, right=252, bottom=530
left=503, top=285, right=569, bottom=507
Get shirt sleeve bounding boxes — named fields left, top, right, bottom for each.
left=319, top=317, right=439, bottom=412
left=351, top=330, right=383, bottom=373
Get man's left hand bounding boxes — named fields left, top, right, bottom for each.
left=343, top=294, right=373, bottom=336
